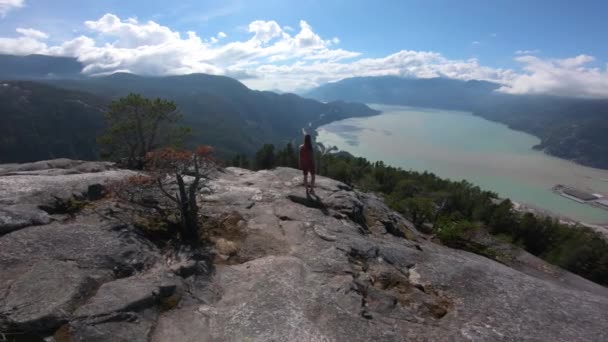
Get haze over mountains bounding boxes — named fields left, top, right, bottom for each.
left=1, top=53, right=608, bottom=170
left=0, top=54, right=378, bottom=162
left=306, top=76, right=608, bottom=169
left=0, top=54, right=84, bottom=80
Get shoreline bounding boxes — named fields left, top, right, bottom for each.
left=470, top=112, right=608, bottom=172
left=316, top=106, right=608, bottom=228
left=510, top=200, right=608, bottom=238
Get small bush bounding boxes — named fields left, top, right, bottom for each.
left=39, top=196, right=87, bottom=215
left=435, top=220, right=500, bottom=261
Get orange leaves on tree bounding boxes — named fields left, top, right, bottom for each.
left=144, top=145, right=214, bottom=173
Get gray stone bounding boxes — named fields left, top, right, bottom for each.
left=0, top=260, right=98, bottom=333
left=0, top=161, right=136, bottom=208
left=1, top=162, right=607, bottom=341
left=0, top=219, right=160, bottom=274
left=74, top=275, right=181, bottom=318
left=0, top=204, right=51, bottom=235
left=66, top=312, right=155, bottom=342
left=152, top=166, right=607, bottom=342
left=0, top=160, right=163, bottom=337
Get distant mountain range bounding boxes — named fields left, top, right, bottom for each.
left=0, top=54, right=84, bottom=80
left=0, top=54, right=378, bottom=163
left=305, top=76, right=608, bottom=169
left=306, top=76, right=501, bottom=110
left=3, top=54, right=607, bottom=169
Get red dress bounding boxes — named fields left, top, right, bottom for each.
left=299, top=145, right=315, bottom=174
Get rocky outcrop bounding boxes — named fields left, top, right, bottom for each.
left=0, top=160, right=606, bottom=341
left=154, top=167, right=608, bottom=342
left=0, top=160, right=164, bottom=339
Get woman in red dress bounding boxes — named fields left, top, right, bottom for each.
left=299, top=134, right=315, bottom=193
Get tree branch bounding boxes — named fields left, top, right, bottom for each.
left=157, top=177, right=179, bottom=204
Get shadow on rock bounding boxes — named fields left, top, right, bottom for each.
left=287, top=193, right=329, bottom=216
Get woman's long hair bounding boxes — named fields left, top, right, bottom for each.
left=304, top=134, right=313, bottom=151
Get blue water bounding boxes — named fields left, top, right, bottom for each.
left=317, top=105, right=608, bottom=224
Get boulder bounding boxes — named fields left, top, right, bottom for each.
left=0, top=220, right=160, bottom=274
left=74, top=275, right=181, bottom=318
left=0, top=160, right=136, bottom=208
left=0, top=260, right=98, bottom=333
left=0, top=204, right=50, bottom=235
left=62, top=312, right=156, bottom=342
left=0, top=160, right=163, bottom=338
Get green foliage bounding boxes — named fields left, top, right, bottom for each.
left=253, top=142, right=608, bottom=286
left=389, top=197, right=436, bottom=228
left=134, top=215, right=172, bottom=236
left=487, top=199, right=518, bottom=235
left=0, top=73, right=379, bottom=163
left=475, top=98, right=608, bottom=169
left=49, top=73, right=379, bottom=158
left=325, top=158, right=351, bottom=184
left=255, top=144, right=276, bottom=170
left=231, top=153, right=251, bottom=169
left=275, top=142, right=298, bottom=169
left=435, top=220, right=501, bottom=260
left=539, top=223, right=608, bottom=284
left=0, top=82, right=105, bottom=163
left=98, top=93, right=189, bottom=169
left=435, top=219, right=476, bottom=247
left=40, top=196, right=87, bottom=215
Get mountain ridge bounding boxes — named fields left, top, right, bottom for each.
left=0, top=58, right=379, bottom=162
left=0, top=54, right=84, bottom=80
left=3, top=53, right=607, bottom=169
left=41, top=73, right=379, bottom=156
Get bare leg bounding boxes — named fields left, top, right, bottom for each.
left=303, top=173, right=309, bottom=191
left=310, top=173, right=316, bottom=193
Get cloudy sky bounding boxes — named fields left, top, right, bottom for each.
left=0, top=0, right=607, bottom=97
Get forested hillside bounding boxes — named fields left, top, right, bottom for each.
left=0, top=57, right=378, bottom=163
left=474, top=95, right=608, bottom=168
left=0, top=82, right=105, bottom=162
left=45, top=73, right=378, bottom=156
left=0, top=54, right=84, bottom=80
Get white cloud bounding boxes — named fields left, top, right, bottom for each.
left=0, top=0, right=24, bottom=17
left=246, top=50, right=517, bottom=91
left=248, top=20, right=282, bottom=44
left=499, top=55, right=608, bottom=98
left=515, top=49, right=540, bottom=55
left=43, top=15, right=358, bottom=78
left=0, top=26, right=48, bottom=55
left=84, top=14, right=179, bottom=48
left=0, top=13, right=606, bottom=98
left=16, top=27, right=48, bottom=40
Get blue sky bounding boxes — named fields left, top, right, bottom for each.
left=0, top=0, right=607, bottom=96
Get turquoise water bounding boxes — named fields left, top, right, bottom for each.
left=317, top=105, right=608, bottom=224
